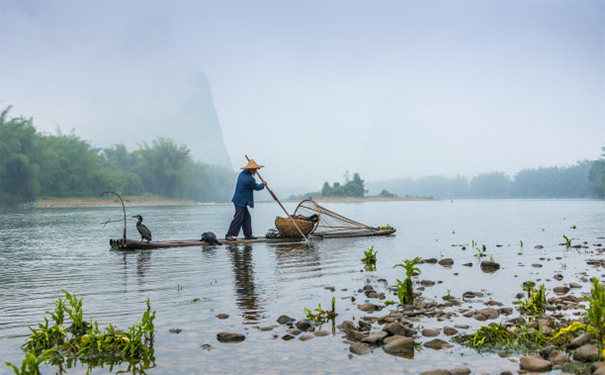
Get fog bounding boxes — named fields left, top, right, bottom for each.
left=1, top=0, right=603, bottom=191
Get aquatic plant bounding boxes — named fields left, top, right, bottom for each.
left=455, top=322, right=547, bottom=354
left=5, top=350, right=54, bottom=375
left=551, top=321, right=587, bottom=347
left=520, top=240, right=524, bottom=248
left=393, top=257, right=421, bottom=305
left=559, top=235, right=573, bottom=249
left=474, top=244, right=487, bottom=259
left=63, top=290, right=87, bottom=335
left=7, top=291, right=156, bottom=373
left=518, top=283, right=547, bottom=315
left=584, top=277, right=605, bottom=359
left=361, top=246, right=377, bottom=270
left=455, top=323, right=516, bottom=353
left=304, top=296, right=337, bottom=324
left=442, top=289, right=454, bottom=301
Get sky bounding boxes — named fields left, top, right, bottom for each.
left=1, top=0, right=604, bottom=190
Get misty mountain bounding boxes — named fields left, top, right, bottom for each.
left=39, top=14, right=234, bottom=169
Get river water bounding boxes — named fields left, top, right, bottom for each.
left=0, top=199, right=603, bottom=374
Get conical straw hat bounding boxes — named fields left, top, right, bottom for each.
left=241, top=159, right=264, bottom=169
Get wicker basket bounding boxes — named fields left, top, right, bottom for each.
left=275, top=216, right=315, bottom=238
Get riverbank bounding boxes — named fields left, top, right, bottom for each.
left=34, top=197, right=210, bottom=207
left=32, top=196, right=433, bottom=208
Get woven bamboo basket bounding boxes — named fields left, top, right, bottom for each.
left=275, top=216, right=316, bottom=238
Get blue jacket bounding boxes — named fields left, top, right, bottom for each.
left=231, top=169, right=265, bottom=208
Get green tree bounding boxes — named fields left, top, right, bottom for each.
left=101, top=144, right=143, bottom=195
left=0, top=107, right=40, bottom=206
left=470, top=172, right=511, bottom=198
left=136, top=137, right=193, bottom=198
left=321, top=182, right=331, bottom=197
left=589, top=146, right=605, bottom=199
left=344, top=172, right=365, bottom=197
left=34, top=130, right=109, bottom=197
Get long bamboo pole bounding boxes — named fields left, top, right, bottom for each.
left=245, top=155, right=308, bottom=240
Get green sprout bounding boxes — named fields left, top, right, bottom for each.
left=361, top=246, right=378, bottom=270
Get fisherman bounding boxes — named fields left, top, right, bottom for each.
left=225, top=159, right=267, bottom=241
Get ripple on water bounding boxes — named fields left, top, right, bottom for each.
left=1, top=201, right=603, bottom=375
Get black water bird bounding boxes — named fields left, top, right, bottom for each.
left=132, top=215, right=152, bottom=242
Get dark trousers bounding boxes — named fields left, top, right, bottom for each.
left=227, top=205, right=252, bottom=237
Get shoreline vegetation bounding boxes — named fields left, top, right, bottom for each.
left=32, top=196, right=434, bottom=208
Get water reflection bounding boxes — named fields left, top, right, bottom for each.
left=227, top=245, right=264, bottom=324
left=119, top=251, right=152, bottom=289
left=273, top=242, right=323, bottom=280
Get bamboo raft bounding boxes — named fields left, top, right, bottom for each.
left=109, top=199, right=396, bottom=251
left=109, top=227, right=395, bottom=251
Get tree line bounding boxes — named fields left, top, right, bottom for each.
left=295, top=149, right=604, bottom=201
left=371, top=154, right=605, bottom=199
left=0, top=107, right=236, bottom=207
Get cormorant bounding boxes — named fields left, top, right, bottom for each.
left=132, top=215, right=152, bottom=242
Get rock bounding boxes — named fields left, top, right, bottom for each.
left=367, top=291, right=385, bottom=299
left=282, top=334, right=295, bottom=341
left=358, top=303, right=383, bottom=312
left=287, top=328, right=301, bottom=335
left=439, top=258, right=454, bottom=266
left=358, top=319, right=372, bottom=331
left=561, top=361, right=592, bottom=375
left=295, top=320, right=314, bottom=331
left=341, top=320, right=356, bottom=331
left=553, top=286, right=570, bottom=295
left=215, top=313, right=229, bottom=319
left=314, top=330, right=330, bottom=337
left=422, top=328, right=441, bottom=337
left=548, top=349, right=569, bottom=366
left=421, top=280, right=436, bottom=286
left=569, top=282, right=582, bottom=289
left=346, top=330, right=369, bottom=342
left=383, top=321, right=415, bottom=337
left=535, top=245, right=544, bottom=249
left=169, top=328, right=182, bottom=334
left=592, top=362, right=605, bottom=375
left=201, top=343, right=215, bottom=351
left=443, top=326, right=458, bottom=336
left=474, top=308, right=499, bottom=320
left=277, top=315, right=295, bottom=325
left=499, top=307, right=514, bottom=315
left=573, top=344, right=600, bottom=362
left=485, top=300, right=503, bottom=306
left=419, top=370, right=452, bottom=375
left=383, top=336, right=415, bottom=356
left=350, top=342, right=372, bottom=355
left=462, top=262, right=473, bottom=267
left=531, top=263, right=543, bottom=268
left=361, top=331, right=388, bottom=345
left=450, top=368, right=471, bottom=375
left=422, top=258, right=438, bottom=264
left=423, top=338, right=454, bottom=350
left=553, top=274, right=564, bottom=281
left=216, top=332, right=245, bottom=343
left=299, top=334, right=314, bottom=341
left=454, top=324, right=470, bottom=329
left=520, top=355, right=552, bottom=372
left=568, top=333, right=590, bottom=350
left=480, top=260, right=501, bottom=272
